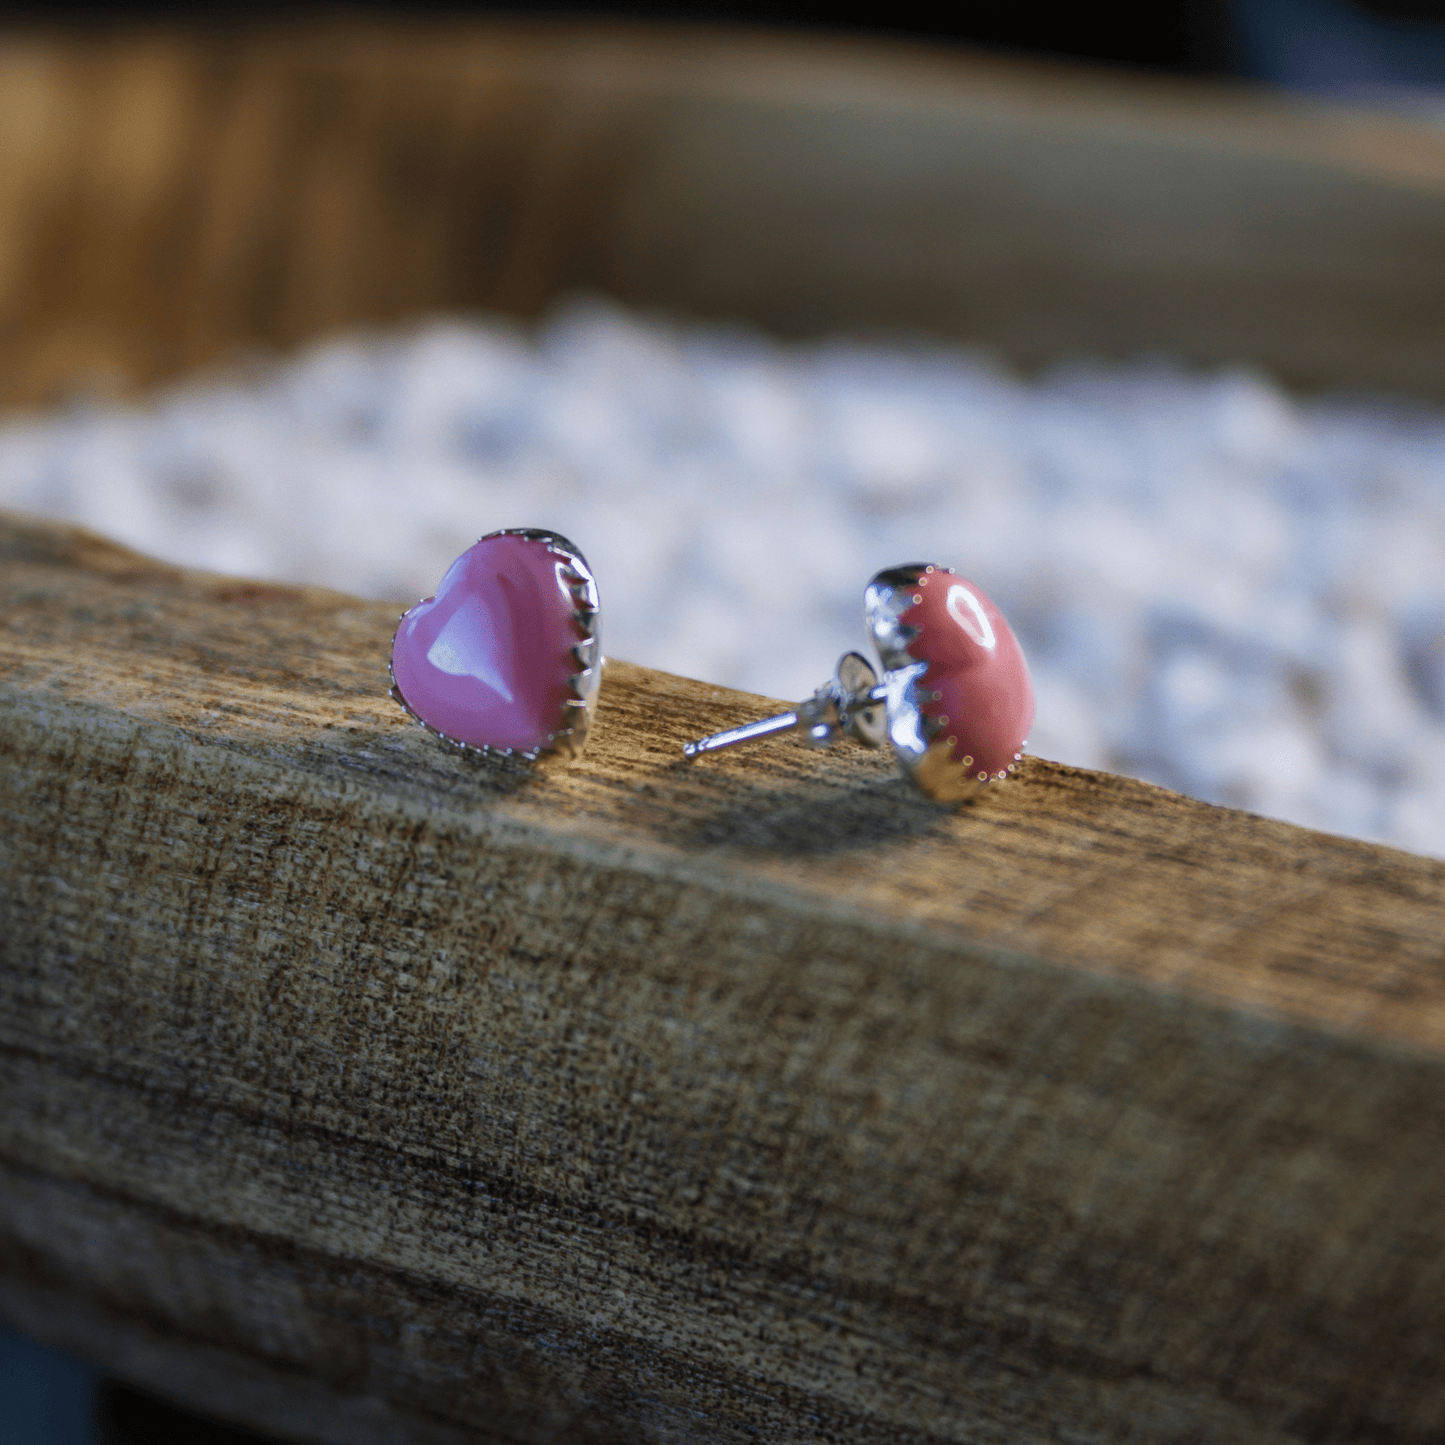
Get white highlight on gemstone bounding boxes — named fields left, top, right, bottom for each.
left=946, top=583, right=997, bottom=650
left=426, top=605, right=515, bottom=701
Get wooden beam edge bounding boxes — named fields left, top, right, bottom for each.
left=5, top=511, right=1445, bottom=1442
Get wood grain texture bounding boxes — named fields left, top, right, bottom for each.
left=3, top=22, right=1445, bottom=409
left=2, top=507, right=1444, bottom=1443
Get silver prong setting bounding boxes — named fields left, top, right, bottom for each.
left=865, top=565, right=991, bottom=802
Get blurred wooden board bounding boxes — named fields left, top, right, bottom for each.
left=2, top=22, right=1445, bottom=408
left=2, top=507, right=1444, bottom=1443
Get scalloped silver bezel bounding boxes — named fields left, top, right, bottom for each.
left=388, top=527, right=601, bottom=767
left=864, top=563, right=984, bottom=803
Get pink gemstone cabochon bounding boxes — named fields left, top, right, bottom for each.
left=902, top=570, right=1034, bottom=776
left=391, top=533, right=588, bottom=753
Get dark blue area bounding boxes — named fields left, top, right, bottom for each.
left=1235, top=0, right=1445, bottom=92
left=0, top=1325, right=98, bottom=1445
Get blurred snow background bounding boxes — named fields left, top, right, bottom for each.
left=2, top=298, right=1442, bottom=857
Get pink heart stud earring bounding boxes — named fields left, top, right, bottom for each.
left=683, top=564, right=1033, bottom=802
left=389, top=529, right=600, bottom=762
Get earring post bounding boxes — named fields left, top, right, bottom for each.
left=682, top=684, right=888, bottom=760
left=682, top=710, right=800, bottom=758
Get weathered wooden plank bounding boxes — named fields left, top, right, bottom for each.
left=2, top=507, right=1444, bottom=1443
left=3, top=23, right=1445, bottom=409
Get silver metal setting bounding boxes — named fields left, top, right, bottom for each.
left=864, top=564, right=985, bottom=803
left=389, top=527, right=601, bottom=766
left=683, top=562, right=1026, bottom=802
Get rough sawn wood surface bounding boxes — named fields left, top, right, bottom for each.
left=2, top=510, right=1444, bottom=1443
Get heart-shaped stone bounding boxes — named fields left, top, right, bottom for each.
left=903, top=569, right=1034, bottom=779
left=390, top=530, right=599, bottom=758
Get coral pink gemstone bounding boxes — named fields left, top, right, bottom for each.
left=904, top=572, right=1034, bottom=776
left=391, top=533, right=583, bottom=753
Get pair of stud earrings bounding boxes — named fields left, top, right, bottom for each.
left=389, top=529, right=1034, bottom=803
